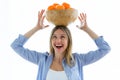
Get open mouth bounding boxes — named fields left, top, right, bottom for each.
left=55, top=45, right=63, bottom=49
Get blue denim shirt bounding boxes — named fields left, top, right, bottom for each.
left=11, top=34, right=111, bottom=80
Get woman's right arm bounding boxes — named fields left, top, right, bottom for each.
left=24, top=9, right=49, bottom=38
left=11, top=9, right=49, bottom=65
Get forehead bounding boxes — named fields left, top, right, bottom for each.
left=53, top=29, right=67, bottom=35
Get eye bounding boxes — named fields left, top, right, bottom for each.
left=61, top=35, right=67, bottom=40
left=52, top=35, right=57, bottom=39
left=61, top=36, right=65, bottom=39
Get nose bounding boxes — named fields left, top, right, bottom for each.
left=56, top=38, right=62, bottom=43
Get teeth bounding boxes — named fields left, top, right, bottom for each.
left=56, top=45, right=62, bottom=47
left=56, top=45, right=62, bottom=46
left=56, top=44, right=61, bottom=46
left=56, top=45, right=62, bottom=48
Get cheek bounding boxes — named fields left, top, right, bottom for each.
left=64, top=40, right=68, bottom=47
left=51, top=40, right=55, bottom=47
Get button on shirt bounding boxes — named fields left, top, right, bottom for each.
left=11, top=34, right=111, bottom=80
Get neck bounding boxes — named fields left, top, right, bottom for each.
left=53, top=54, right=64, bottom=64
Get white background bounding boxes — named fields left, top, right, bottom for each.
left=1, top=0, right=120, bottom=80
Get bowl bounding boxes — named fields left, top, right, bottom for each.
left=46, top=8, right=78, bottom=26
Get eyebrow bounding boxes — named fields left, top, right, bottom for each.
left=53, top=34, right=67, bottom=36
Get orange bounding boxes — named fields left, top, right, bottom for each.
left=62, top=2, right=70, bottom=9
left=48, top=5, right=55, bottom=10
left=53, top=3, right=59, bottom=8
left=55, top=5, right=65, bottom=10
left=47, top=2, right=71, bottom=10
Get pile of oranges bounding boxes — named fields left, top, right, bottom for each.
left=47, top=2, right=71, bottom=10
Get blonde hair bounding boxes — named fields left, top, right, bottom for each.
left=49, top=25, right=74, bottom=66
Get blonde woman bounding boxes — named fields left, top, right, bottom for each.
left=11, top=9, right=111, bottom=80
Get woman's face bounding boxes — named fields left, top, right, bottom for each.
left=51, top=29, right=68, bottom=55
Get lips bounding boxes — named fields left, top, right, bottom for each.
left=55, top=45, right=63, bottom=49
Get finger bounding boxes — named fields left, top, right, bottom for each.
left=80, top=13, right=86, bottom=21
left=84, top=13, right=87, bottom=21
left=40, top=9, right=45, bottom=16
left=39, top=9, right=45, bottom=19
left=38, top=11, right=41, bottom=21
left=82, top=13, right=87, bottom=21
left=41, top=15, right=45, bottom=24
left=78, top=16, right=82, bottom=22
left=80, top=13, right=84, bottom=20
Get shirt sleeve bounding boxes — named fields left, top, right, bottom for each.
left=75, top=36, right=111, bottom=66
left=10, top=34, right=47, bottom=65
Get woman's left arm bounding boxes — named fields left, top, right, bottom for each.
left=76, top=13, right=111, bottom=65
left=77, top=13, right=99, bottom=39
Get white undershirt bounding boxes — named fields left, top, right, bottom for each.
left=46, top=69, right=68, bottom=80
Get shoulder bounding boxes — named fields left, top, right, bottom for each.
left=38, top=51, right=50, bottom=57
left=72, top=53, right=82, bottom=60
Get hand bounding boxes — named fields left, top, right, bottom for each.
left=36, top=9, right=49, bottom=29
left=76, top=13, right=88, bottom=30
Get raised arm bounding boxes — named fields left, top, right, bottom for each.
left=77, top=13, right=99, bottom=39
left=24, top=9, right=49, bottom=38
left=10, top=9, right=49, bottom=65
left=76, top=13, right=111, bottom=65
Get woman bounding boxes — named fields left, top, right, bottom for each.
left=11, top=9, right=111, bottom=80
